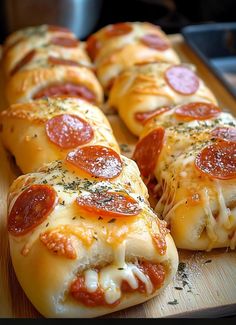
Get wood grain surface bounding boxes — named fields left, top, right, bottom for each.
left=0, top=35, right=236, bottom=318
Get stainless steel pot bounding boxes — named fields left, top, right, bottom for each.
left=3, top=0, right=103, bottom=39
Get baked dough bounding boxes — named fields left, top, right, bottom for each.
left=5, top=65, right=103, bottom=105
left=7, top=154, right=178, bottom=318
left=133, top=103, right=236, bottom=250
left=2, top=23, right=179, bottom=319
left=0, top=97, right=118, bottom=173
left=109, top=62, right=217, bottom=136
left=86, top=22, right=180, bottom=92
left=2, top=24, right=91, bottom=77
left=4, top=24, right=74, bottom=51
left=4, top=42, right=92, bottom=78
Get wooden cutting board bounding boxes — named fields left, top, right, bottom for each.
left=0, top=34, right=236, bottom=318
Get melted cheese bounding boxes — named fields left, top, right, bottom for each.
left=155, top=178, right=177, bottom=219
left=8, top=155, right=149, bottom=256
left=150, top=111, right=236, bottom=249
left=215, top=180, right=231, bottom=229
left=202, top=187, right=217, bottom=246
left=100, top=262, right=153, bottom=304
left=84, top=270, right=98, bottom=293
left=83, top=242, right=153, bottom=305
left=8, top=155, right=171, bottom=311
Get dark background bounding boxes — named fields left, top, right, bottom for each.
left=0, top=0, right=236, bottom=42
left=95, top=0, right=236, bottom=34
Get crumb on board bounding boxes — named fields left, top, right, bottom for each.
left=167, top=299, right=179, bottom=305
left=204, top=259, right=212, bottom=264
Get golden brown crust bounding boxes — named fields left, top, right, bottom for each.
left=139, top=107, right=236, bottom=250
left=3, top=24, right=79, bottom=76
left=0, top=97, right=118, bottom=173
left=5, top=65, right=103, bottom=105
left=4, top=42, right=92, bottom=78
left=4, top=24, right=74, bottom=49
left=109, top=62, right=217, bottom=136
left=88, top=22, right=178, bottom=63
left=87, top=22, right=180, bottom=92
left=3, top=23, right=180, bottom=319
left=97, top=44, right=179, bottom=92
left=8, top=157, right=178, bottom=317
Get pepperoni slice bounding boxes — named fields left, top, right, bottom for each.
left=76, top=191, right=141, bottom=218
left=140, top=34, right=169, bottom=51
left=135, top=107, right=170, bottom=124
left=33, top=83, right=96, bottom=103
left=165, top=65, right=199, bottom=95
left=48, top=25, right=71, bottom=33
left=133, top=128, right=165, bottom=178
left=8, top=184, right=57, bottom=236
left=211, top=127, right=236, bottom=143
left=45, top=114, right=94, bottom=149
left=195, top=141, right=236, bottom=180
left=51, top=37, right=79, bottom=48
left=48, top=56, right=80, bottom=67
left=86, top=35, right=101, bottom=61
left=66, top=146, right=122, bottom=179
left=175, top=102, right=221, bottom=120
left=10, top=49, right=36, bottom=76
left=105, top=23, right=133, bottom=37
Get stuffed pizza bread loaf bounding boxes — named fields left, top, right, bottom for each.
left=0, top=97, right=118, bottom=173
left=2, top=24, right=102, bottom=106
left=109, top=62, right=217, bottom=136
left=3, top=24, right=74, bottom=53
left=1, top=22, right=179, bottom=318
left=86, top=22, right=180, bottom=93
left=5, top=63, right=103, bottom=106
left=133, top=102, right=236, bottom=250
left=7, top=147, right=178, bottom=317
left=2, top=24, right=92, bottom=77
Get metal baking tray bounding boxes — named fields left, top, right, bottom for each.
left=182, top=22, right=236, bottom=100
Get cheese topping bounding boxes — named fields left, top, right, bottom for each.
left=202, top=187, right=218, bottom=246
left=8, top=152, right=168, bottom=307
left=215, top=180, right=231, bottom=229
left=8, top=155, right=151, bottom=255
left=0, top=97, right=119, bottom=173
left=109, top=62, right=217, bottom=136
left=100, top=262, right=153, bottom=304
left=82, top=242, right=153, bottom=305
left=149, top=111, right=236, bottom=249
left=84, top=270, right=99, bottom=293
